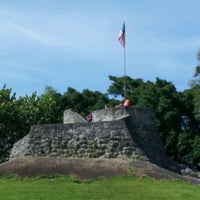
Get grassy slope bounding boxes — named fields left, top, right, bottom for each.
left=0, top=175, right=199, bottom=200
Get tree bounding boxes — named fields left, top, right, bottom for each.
left=61, top=87, right=111, bottom=117
left=37, top=86, right=62, bottom=124
left=0, top=85, right=19, bottom=161
left=189, top=51, right=200, bottom=121
left=17, top=92, right=40, bottom=129
left=61, top=87, right=86, bottom=115
left=192, top=135, right=200, bottom=167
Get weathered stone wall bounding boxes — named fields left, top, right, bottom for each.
left=63, top=109, right=87, bottom=124
left=10, top=108, right=179, bottom=171
left=92, top=107, right=125, bottom=122
left=10, top=120, right=139, bottom=159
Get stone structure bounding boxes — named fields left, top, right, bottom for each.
left=63, top=109, right=87, bottom=124
left=92, top=107, right=128, bottom=122
left=10, top=107, right=180, bottom=172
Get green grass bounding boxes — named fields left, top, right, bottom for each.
left=0, top=175, right=199, bottom=200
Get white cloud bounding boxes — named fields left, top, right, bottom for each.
left=7, top=23, right=62, bottom=47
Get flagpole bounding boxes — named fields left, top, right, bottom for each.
left=123, top=43, right=126, bottom=100
left=118, top=22, right=126, bottom=100
left=123, top=22, right=126, bottom=100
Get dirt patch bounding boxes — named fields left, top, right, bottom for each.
left=0, top=157, right=129, bottom=179
left=0, top=157, right=199, bottom=184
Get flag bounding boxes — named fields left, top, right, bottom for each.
left=118, top=22, right=125, bottom=47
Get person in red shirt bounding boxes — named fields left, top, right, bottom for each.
left=87, top=113, right=93, bottom=122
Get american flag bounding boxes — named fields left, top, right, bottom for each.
left=118, top=22, right=125, bottom=47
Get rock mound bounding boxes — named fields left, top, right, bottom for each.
left=0, top=157, right=200, bottom=185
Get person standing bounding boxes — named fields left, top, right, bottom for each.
left=87, top=113, right=93, bottom=122
left=123, top=98, right=130, bottom=114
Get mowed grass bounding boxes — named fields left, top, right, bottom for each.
left=0, top=175, right=199, bottom=200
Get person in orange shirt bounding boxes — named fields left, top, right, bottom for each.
left=123, top=98, right=130, bottom=109
left=123, top=98, right=130, bottom=114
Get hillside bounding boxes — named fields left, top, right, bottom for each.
left=0, top=157, right=200, bottom=185
left=2, top=107, right=200, bottom=185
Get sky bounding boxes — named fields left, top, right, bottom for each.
left=0, top=0, right=200, bottom=97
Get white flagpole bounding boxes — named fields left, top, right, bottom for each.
left=123, top=22, right=126, bottom=100
left=118, top=22, right=126, bottom=100
left=124, top=38, right=126, bottom=100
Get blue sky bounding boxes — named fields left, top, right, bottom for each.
left=0, top=0, right=200, bottom=97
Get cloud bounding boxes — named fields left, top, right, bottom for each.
left=7, top=23, right=62, bottom=47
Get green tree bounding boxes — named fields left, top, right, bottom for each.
left=192, top=135, right=200, bottom=167
left=189, top=51, right=200, bottom=120
left=190, top=66, right=200, bottom=121
left=0, top=85, right=19, bottom=161
left=17, top=92, right=40, bottom=130
left=61, top=87, right=111, bottom=117
left=37, top=86, right=62, bottom=124
left=61, top=87, right=85, bottom=115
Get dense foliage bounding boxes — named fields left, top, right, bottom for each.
left=1, top=54, right=200, bottom=169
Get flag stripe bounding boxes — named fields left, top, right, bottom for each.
left=118, top=22, right=125, bottom=47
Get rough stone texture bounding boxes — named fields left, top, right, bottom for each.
left=63, top=109, right=87, bottom=124
left=92, top=107, right=125, bottom=122
left=10, top=121, right=135, bottom=159
left=10, top=107, right=181, bottom=172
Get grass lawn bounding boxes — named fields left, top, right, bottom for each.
left=0, top=175, right=199, bottom=200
